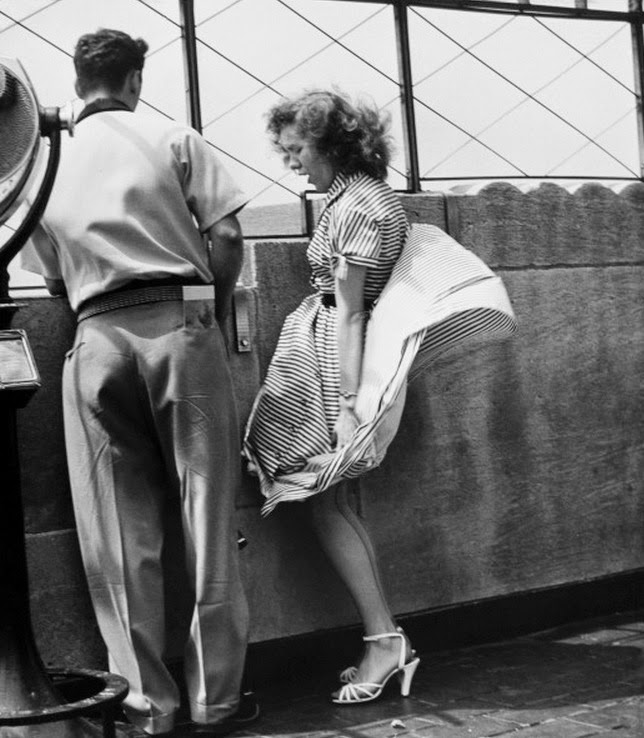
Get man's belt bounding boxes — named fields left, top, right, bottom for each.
left=77, top=280, right=213, bottom=322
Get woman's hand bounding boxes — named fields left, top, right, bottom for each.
left=246, top=460, right=259, bottom=477
left=332, top=405, right=360, bottom=449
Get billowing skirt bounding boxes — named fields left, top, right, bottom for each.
left=243, top=223, right=517, bottom=515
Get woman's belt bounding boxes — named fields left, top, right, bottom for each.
left=321, top=293, right=375, bottom=311
left=77, top=278, right=211, bottom=322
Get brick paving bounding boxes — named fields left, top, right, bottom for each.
left=114, top=610, right=644, bottom=737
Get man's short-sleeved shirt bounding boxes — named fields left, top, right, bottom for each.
left=21, top=108, right=247, bottom=311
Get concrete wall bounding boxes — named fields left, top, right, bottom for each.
left=11, top=182, right=644, bottom=670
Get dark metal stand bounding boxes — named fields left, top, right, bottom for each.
left=0, top=114, right=129, bottom=737
left=0, top=669, right=128, bottom=738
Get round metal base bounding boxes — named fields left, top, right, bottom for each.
left=0, top=668, right=129, bottom=738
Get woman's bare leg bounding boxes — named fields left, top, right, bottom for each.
left=308, top=480, right=411, bottom=683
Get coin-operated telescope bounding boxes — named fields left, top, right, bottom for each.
left=0, top=59, right=128, bottom=737
left=0, top=58, right=74, bottom=296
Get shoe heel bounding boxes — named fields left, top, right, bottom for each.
left=398, top=657, right=420, bottom=697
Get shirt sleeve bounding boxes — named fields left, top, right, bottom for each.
left=330, top=206, right=383, bottom=278
left=19, top=221, right=63, bottom=279
left=176, top=129, right=248, bottom=232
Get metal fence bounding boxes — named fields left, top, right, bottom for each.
left=1, top=0, right=643, bottom=284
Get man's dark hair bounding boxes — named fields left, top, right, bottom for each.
left=74, top=29, right=148, bottom=97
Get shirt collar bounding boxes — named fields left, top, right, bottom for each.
left=323, top=171, right=365, bottom=209
left=75, top=97, right=132, bottom=124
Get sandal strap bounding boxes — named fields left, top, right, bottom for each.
left=337, top=682, right=380, bottom=702
left=362, top=630, right=407, bottom=670
left=362, top=631, right=404, bottom=642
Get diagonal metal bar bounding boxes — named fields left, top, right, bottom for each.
left=340, top=5, right=526, bottom=176
left=202, top=5, right=388, bottom=128
left=0, top=5, right=180, bottom=122
left=414, top=14, right=517, bottom=88
left=535, top=17, right=634, bottom=95
left=422, top=23, right=632, bottom=176
left=7, top=0, right=305, bottom=205
left=195, top=0, right=391, bottom=115
left=136, top=0, right=246, bottom=32
left=204, top=139, right=302, bottom=198
left=386, top=6, right=528, bottom=177
left=2, top=2, right=178, bottom=65
left=137, top=0, right=284, bottom=111
left=135, top=0, right=181, bottom=27
left=138, top=3, right=384, bottom=211
left=244, top=170, right=309, bottom=203
left=268, top=1, right=421, bottom=183
left=276, top=0, right=397, bottom=84
left=198, top=0, right=407, bottom=181
left=145, top=35, right=183, bottom=58
left=377, top=85, right=527, bottom=176
left=187, top=0, right=406, bottom=180
left=206, top=126, right=408, bottom=190
left=0, top=0, right=63, bottom=36
left=378, top=14, right=517, bottom=113
left=197, top=0, right=247, bottom=28
left=546, top=107, right=635, bottom=175
left=193, top=36, right=283, bottom=99
left=0, top=8, right=70, bottom=56
left=414, top=96, right=528, bottom=175
left=412, top=7, right=639, bottom=176
left=183, top=0, right=389, bottom=110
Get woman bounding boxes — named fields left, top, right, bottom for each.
left=244, top=89, right=419, bottom=705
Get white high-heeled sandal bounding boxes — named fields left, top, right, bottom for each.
left=338, top=627, right=416, bottom=684
left=332, top=630, right=420, bottom=704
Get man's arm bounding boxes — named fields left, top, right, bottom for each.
left=207, top=213, right=244, bottom=324
left=21, top=222, right=66, bottom=297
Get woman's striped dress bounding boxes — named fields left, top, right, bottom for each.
left=243, top=172, right=517, bottom=515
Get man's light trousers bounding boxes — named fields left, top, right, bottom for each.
left=62, top=300, right=249, bottom=735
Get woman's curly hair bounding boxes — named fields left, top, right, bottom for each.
left=74, top=29, right=148, bottom=98
left=266, top=89, right=393, bottom=181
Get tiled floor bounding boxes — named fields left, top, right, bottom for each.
left=240, top=611, right=644, bottom=738
left=117, top=610, right=644, bottom=737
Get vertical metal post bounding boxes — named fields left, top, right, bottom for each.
left=179, top=0, right=203, bottom=133
left=393, top=0, right=421, bottom=192
left=629, top=0, right=644, bottom=179
left=301, top=192, right=313, bottom=236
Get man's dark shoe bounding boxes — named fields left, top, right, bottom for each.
left=174, top=693, right=260, bottom=737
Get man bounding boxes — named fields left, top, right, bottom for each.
left=22, top=29, right=255, bottom=737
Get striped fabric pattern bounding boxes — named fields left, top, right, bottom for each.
left=244, top=201, right=517, bottom=516
left=308, top=171, right=409, bottom=300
